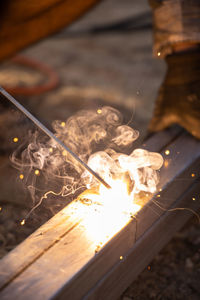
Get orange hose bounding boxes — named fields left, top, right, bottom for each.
left=2, top=55, right=59, bottom=96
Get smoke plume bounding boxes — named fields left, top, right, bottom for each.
left=11, top=106, right=163, bottom=216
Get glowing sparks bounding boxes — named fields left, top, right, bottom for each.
left=164, top=160, right=169, bottom=168
left=78, top=178, right=141, bottom=247
left=157, top=52, right=161, bottom=57
left=165, top=149, right=170, bottom=156
left=19, top=174, right=24, bottom=180
left=77, top=144, right=163, bottom=248
left=191, top=173, right=195, bottom=177
left=192, top=197, right=196, bottom=201
left=157, top=194, right=161, bottom=198
left=97, top=109, right=102, bottom=114
left=61, top=122, right=66, bottom=127
left=62, top=150, right=67, bottom=156
left=20, top=219, right=25, bottom=226
left=35, top=169, right=40, bottom=176
left=13, top=137, right=19, bottom=143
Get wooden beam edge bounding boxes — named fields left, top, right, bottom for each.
left=0, top=127, right=180, bottom=288
left=0, top=128, right=199, bottom=300
left=84, top=179, right=200, bottom=300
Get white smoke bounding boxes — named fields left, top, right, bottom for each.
left=11, top=106, right=163, bottom=211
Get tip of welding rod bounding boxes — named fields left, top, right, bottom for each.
left=104, top=181, right=112, bottom=189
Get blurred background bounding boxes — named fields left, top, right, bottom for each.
left=0, top=0, right=165, bottom=143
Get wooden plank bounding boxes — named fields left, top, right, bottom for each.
left=0, top=126, right=177, bottom=289
left=84, top=180, right=200, bottom=300
left=0, top=213, right=137, bottom=300
left=0, top=129, right=200, bottom=300
left=0, top=201, right=83, bottom=290
left=137, top=130, right=200, bottom=239
left=53, top=132, right=200, bottom=300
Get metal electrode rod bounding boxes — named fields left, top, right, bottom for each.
left=0, top=87, right=111, bottom=189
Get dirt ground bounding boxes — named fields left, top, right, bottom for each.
left=0, top=0, right=199, bottom=299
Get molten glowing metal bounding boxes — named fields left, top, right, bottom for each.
left=77, top=178, right=141, bottom=248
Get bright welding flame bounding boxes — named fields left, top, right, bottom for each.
left=78, top=177, right=141, bottom=248
left=11, top=105, right=163, bottom=246
left=78, top=147, right=163, bottom=248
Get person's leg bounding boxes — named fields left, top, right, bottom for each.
left=149, top=0, right=200, bottom=138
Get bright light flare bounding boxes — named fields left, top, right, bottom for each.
left=20, top=219, right=25, bottom=226
left=13, top=137, right=19, bottom=143
left=77, top=178, right=141, bottom=249
left=77, top=147, right=163, bottom=250
left=34, top=169, right=40, bottom=176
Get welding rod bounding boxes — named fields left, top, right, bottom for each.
left=0, top=86, right=111, bottom=189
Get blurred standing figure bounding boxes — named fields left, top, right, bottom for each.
left=149, top=0, right=200, bottom=138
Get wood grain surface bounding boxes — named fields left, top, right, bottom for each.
left=0, top=127, right=200, bottom=300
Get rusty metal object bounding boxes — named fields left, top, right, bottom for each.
left=148, top=0, right=200, bottom=138
left=149, top=49, right=200, bottom=139
left=149, top=0, right=200, bottom=58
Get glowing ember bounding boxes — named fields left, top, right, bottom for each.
left=62, top=150, right=67, bottom=156
left=20, top=219, right=25, bottom=226
left=165, top=149, right=170, bottom=155
left=97, top=109, right=102, bottom=114
left=13, top=137, right=19, bottom=143
left=34, top=169, right=40, bottom=176
left=191, top=173, right=195, bottom=177
left=164, top=160, right=169, bottom=168
left=78, top=178, right=141, bottom=247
